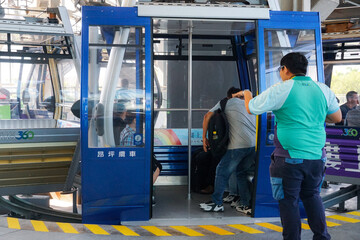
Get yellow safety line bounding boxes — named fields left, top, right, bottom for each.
left=112, top=225, right=140, bottom=236
left=7, top=217, right=20, bottom=229
left=31, top=220, right=49, bottom=232
left=301, top=223, right=310, bottom=230
left=170, top=226, right=204, bottom=236
left=326, top=220, right=341, bottom=227
left=141, top=226, right=172, bottom=236
left=199, top=225, right=235, bottom=235
left=255, top=222, right=283, bottom=232
left=327, top=215, right=360, bottom=223
left=56, top=222, right=79, bottom=234
left=228, top=224, right=264, bottom=234
left=84, top=224, right=110, bottom=235
left=347, top=211, right=360, bottom=217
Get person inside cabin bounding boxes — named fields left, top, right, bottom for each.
left=345, top=104, right=360, bottom=127
left=113, top=102, right=127, bottom=146
left=119, top=112, right=136, bottom=146
left=336, top=91, right=358, bottom=125
left=235, top=52, right=341, bottom=240
left=200, top=87, right=256, bottom=214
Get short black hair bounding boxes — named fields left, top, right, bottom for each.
left=346, top=91, right=358, bottom=101
left=227, top=87, right=241, bottom=98
left=280, top=52, right=308, bottom=75
left=125, top=112, right=136, bottom=125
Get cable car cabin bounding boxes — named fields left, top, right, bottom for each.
left=80, top=4, right=326, bottom=224
left=0, top=7, right=80, bottom=196
left=320, top=35, right=360, bottom=210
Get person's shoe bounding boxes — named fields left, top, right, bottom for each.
left=199, top=201, right=214, bottom=209
left=223, top=194, right=236, bottom=203
left=202, top=202, right=224, bottom=212
left=231, top=198, right=241, bottom=208
left=236, top=205, right=252, bottom=215
left=200, top=185, right=214, bottom=194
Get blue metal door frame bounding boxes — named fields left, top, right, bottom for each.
left=253, top=11, right=324, bottom=218
left=80, top=6, right=152, bottom=224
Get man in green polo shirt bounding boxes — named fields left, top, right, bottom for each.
left=235, top=53, right=341, bottom=240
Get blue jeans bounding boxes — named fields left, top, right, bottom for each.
left=270, top=155, right=330, bottom=240
left=212, top=147, right=255, bottom=206
left=228, top=172, right=238, bottom=196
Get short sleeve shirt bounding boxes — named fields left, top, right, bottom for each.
left=210, top=98, right=256, bottom=149
left=248, top=76, right=339, bottom=159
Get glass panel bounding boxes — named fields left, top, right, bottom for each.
left=154, top=60, right=240, bottom=110
left=264, top=29, right=317, bottom=88
left=263, top=29, right=317, bottom=145
left=57, top=59, right=80, bottom=121
left=88, top=26, right=146, bottom=148
left=330, top=65, right=360, bottom=105
left=0, top=62, right=54, bottom=120
left=154, top=110, right=206, bottom=146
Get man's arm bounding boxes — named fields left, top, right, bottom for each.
left=325, top=109, right=342, bottom=123
left=233, top=90, right=253, bottom=114
left=202, top=111, right=214, bottom=152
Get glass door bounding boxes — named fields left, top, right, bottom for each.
left=80, top=7, right=152, bottom=224
left=253, top=11, right=324, bottom=218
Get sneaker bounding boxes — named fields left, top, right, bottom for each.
left=199, top=201, right=214, bottom=209
left=202, top=202, right=224, bottom=212
left=223, top=194, right=236, bottom=203
left=236, top=205, right=252, bottom=215
left=231, top=199, right=241, bottom=208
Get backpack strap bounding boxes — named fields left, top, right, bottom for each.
left=219, top=97, right=228, bottom=112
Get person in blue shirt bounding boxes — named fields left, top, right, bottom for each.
left=235, top=53, right=341, bottom=240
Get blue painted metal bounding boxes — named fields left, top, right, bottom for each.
left=254, top=11, right=324, bottom=218
left=234, top=36, right=250, bottom=90
left=81, top=7, right=152, bottom=224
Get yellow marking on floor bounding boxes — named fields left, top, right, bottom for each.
left=255, top=222, right=283, bottom=232
left=141, top=226, right=172, bottom=236
left=327, top=215, right=360, bottom=223
left=228, top=224, right=264, bottom=234
left=31, top=220, right=49, bottom=232
left=199, top=225, right=235, bottom=235
left=326, top=220, right=341, bottom=227
left=7, top=217, right=20, bottom=229
left=301, top=223, right=310, bottom=230
left=112, top=225, right=140, bottom=236
left=170, top=226, right=204, bottom=236
left=56, top=222, right=79, bottom=234
left=84, top=224, right=110, bottom=235
left=347, top=211, right=360, bottom=217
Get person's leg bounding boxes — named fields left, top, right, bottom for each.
left=300, top=160, right=330, bottom=240
left=236, top=147, right=255, bottom=207
left=211, top=149, right=246, bottom=205
left=275, top=157, right=303, bottom=240
left=229, top=172, right=238, bottom=196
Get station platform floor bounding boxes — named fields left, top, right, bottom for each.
left=0, top=184, right=360, bottom=239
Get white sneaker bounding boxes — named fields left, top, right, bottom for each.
left=223, top=195, right=236, bottom=203
left=202, top=203, right=224, bottom=212
left=236, top=205, right=252, bottom=215
left=199, top=201, right=213, bottom=209
left=231, top=199, right=241, bottom=208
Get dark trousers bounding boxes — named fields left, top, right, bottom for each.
left=270, top=156, right=331, bottom=240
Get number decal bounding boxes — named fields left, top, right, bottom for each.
left=15, top=131, right=35, bottom=140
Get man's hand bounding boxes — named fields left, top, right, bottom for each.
left=232, top=91, right=244, bottom=99
left=203, top=137, right=210, bottom=152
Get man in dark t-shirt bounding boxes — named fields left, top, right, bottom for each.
left=336, top=91, right=358, bottom=125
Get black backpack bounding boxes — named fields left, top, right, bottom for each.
left=207, top=98, right=229, bottom=159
